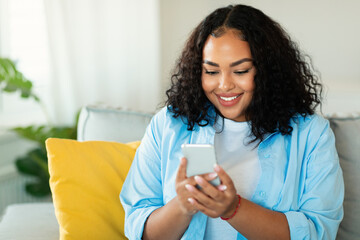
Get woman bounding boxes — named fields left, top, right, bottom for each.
left=120, top=4, right=344, bottom=240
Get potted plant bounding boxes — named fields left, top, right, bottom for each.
left=0, top=57, right=78, bottom=197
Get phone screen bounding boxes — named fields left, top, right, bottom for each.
left=181, top=144, right=220, bottom=186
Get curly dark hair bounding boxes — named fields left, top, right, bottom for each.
left=165, top=4, right=322, bottom=143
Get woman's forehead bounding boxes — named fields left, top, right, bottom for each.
left=203, top=30, right=252, bottom=62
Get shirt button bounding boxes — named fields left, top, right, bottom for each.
left=260, top=191, right=266, bottom=198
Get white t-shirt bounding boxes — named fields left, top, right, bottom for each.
left=204, top=118, right=261, bottom=239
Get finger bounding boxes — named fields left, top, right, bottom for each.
left=188, top=197, right=218, bottom=218
left=202, top=172, right=218, bottom=181
left=176, top=157, right=187, bottom=182
left=176, top=195, right=198, bottom=216
left=217, top=184, right=228, bottom=191
left=185, top=183, right=214, bottom=207
left=213, top=164, right=236, bottom=193
left=202, top=172, right=221, bottom=190
left=194, top=175, right=223, bottom=201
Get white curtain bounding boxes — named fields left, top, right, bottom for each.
left=0, top=0, right=9, bottom=115
left=0, top=0, right=9, bottom=57
left=44, top=0, right=161, bottom=125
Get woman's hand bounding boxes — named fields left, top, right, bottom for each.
left=184, top=163, right=239, bottom=219
left=176, top=157, right=238, bottom=218
left=175, top=157, right=200, bottom=216
left=175, top=157, right=220, bottom=216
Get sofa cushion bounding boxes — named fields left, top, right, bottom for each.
left=77, top=106, right=153, bottom=142
left=46, top=138, right=140, bottom=240
left=0, top=203, right=58, bottom=240
left=329, top=115, right=360, bottom=240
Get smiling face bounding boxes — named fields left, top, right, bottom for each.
left=201, top=29, right=255, bottom=122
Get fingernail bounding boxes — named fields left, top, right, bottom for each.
left=194, top=176, right=203, bottom=184
left=185, top=184, right=192, bottom=191
left=208, top=172, right=217, bottom=179
left=187, top=198, right=194, bottom=204
left=218, top=185, right=227, bottom=191
left=214, top=164, right=221, bottom=172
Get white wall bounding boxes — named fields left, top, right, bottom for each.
left=159, top=0, right=360, bottom=114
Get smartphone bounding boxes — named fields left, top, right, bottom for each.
left=181, top=144, right=220, bottom=186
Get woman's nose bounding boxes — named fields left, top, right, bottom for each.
left=219, top=73, right=235, bottom=91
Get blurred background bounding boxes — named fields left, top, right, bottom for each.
left=0, top=0, right=359, bottom=213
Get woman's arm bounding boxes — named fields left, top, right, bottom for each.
left=227, top=198, right=290, bottom=240
left=143, top=158, right=217, bottom=240
left=142, top=157, right=193, bottom=240
left=142, top=197, right=192, bottom=240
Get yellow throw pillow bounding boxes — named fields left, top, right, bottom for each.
left=46, top=138, right=140, bottom=240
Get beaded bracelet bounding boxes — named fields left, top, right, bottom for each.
left=220, top=194, right=241, bottom=220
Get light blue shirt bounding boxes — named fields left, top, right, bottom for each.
left=120, top=107, right=344, bottom=240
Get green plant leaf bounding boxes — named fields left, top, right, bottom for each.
left=29, top=148, right=49, bottom=177
left=0, top=58, right=17, bottom=79
left=25, top=181, right=51, bottom=197
left=11, top=125, right=77, bottom=147
left=0, top=58, right=37, bottom=101
left=15, top=147, right=51, bottom=197
left=15, top=155, right=42, bottom=177
left=11, top=126, right=45, bottom=144
left=48, top=126, right=77, bottom=140
left=15, top=148, right=48, bottom=177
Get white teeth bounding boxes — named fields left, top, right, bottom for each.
left=219, top=95, right=239, bottom=101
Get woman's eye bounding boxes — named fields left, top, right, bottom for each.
left=205, top=71, right=219, bottom=75
left=234, top=69, right=250, bottom=75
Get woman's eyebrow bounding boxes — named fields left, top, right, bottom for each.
left=230, top=58, right=252, bottom=67
left=203, top=58, right=252, bottom=67
left=203, top=60, right=219, bottom=67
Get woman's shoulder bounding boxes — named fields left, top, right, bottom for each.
left=150, top=106, right=190, bottom=132
left=292, top=112, right=328, bottom=127
left=290, top=113, right=331, bottom=139
left=152, top=106, right=185, bottom=124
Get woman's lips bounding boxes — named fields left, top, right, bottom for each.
left=216, top=93, right=243, bottom=107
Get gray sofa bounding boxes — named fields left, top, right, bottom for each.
left=0, top=106, right=359, bottom=239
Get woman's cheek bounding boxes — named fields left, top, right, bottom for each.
left=236, top=77, right=255, bottom=92
left=201, top=77, right=217, bottom=91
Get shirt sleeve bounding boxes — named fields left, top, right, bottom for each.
left=120, top=110, right=165, bottom=240
left=284, top=119, right=344, bottom=240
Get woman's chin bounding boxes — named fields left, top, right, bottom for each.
left=219, top=111, right=246, bottom=122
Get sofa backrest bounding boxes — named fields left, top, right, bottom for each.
left=77, top=106, right=154, bottom=142
left=328, top=114, right=360, bottom=240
